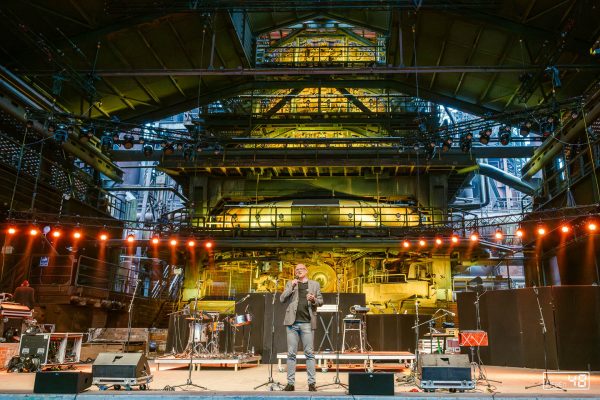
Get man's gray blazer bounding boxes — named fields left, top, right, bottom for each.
left=279, top=279, right=324, bottom=330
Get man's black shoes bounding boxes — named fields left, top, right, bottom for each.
left=308, top=383, right=317, bottom=392
left=283, top=384, right=295, bottom=391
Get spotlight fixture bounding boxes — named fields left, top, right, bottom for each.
left=99, top=232, right=109, bottom=241
left=425, top=141, right=437, bottom=160
left=170, top=238, right=178, bottom=247
left=73, top=230, right=82, bottom=239
left=460, top=134, right=472, bottom=153
left=29, top=227, right=40, bottom=236
left=7, top=226, right=17, bottom=235
left=164, top=143, right=175, bottom=155
left=126, top=234, right=136, bottom=243
left=402, top=240, right=410, bottom=248
left=100, top=135, right=114, bottom=154
left=469, top=232, right=479, bottom=242
left=183, top=146, right=194, bottom=161
left=451, top=234, right=459, bottom=244
left=441, top=137, right=453, bottom=152
left=499, top=125, right=511, bottom=146
left=187, top=239, right=196, bottom=247
left=112, top=132, right=120, bottom=142
left=435, top=237, right=443, bottom=245
left=151, top=236, right=160, bottom=245
left=419, top=239, right=426, bottom=247
left=515, top=228, right=524, bottom=238
left=560, top=224, right=570, bottom=233
left=53, top=124, right=69, bottom=143
left=51, top=229, right=62, bottom=238
left=588, top=221, right=598, bottom=232
left=123, top=134, right=135, bottom=149
left=494, top=228, right=504, bottom=240
left=519, top=121, right=532, bottom=137
left=205, top=240, right=214, bottom=249
left=143, top=145, right=154, bottom=158
left=479, top=128, right=492, bottom=145
left=537, top=225, right=546, bottom=236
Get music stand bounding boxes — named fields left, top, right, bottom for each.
left=317, top=273, right=347, bottom=390
left=254, top=277, right=284, bottom=391
left=164, top=279, right=208, bottom=391
left=525, top=286, right=565, bottom=391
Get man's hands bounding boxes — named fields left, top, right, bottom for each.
left=291, top=279, right=299, bottom=287
left=306, top=293, right=316, bottom=303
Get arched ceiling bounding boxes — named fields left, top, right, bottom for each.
left=0, top=0, right=598, bottom=122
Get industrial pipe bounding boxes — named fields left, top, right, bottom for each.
left=457, top=163, right=536, bottom=196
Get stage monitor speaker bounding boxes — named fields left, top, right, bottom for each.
left=419, top=354, right=472, bottom=384
left=92, top=353, right=150, bottom=379
left=34, top=371, right=92, bottom=394
left=348, top=372, right=395, bottom=395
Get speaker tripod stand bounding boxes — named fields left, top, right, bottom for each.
left=164, top=279, right=208, bottom=392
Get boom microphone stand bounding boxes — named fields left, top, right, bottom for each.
left=165, top=279, right=208, bottom=391
left=254, top=277, right=284, bottom=391
left=125, top=279, right=141, bottom=353
left=317, top=273, right=347, bottom=390
left=525, top=286, right=565, bottom=391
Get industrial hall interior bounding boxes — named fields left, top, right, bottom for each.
left=0, top=0, right=599, bottom=398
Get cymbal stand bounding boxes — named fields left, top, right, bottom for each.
left=165, top=279, right=208, bottom=391
left=317, top=273, right=347, bottom=390
left=254, top=277, right=284, bottom=391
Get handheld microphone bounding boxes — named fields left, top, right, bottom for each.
left=445, top=310, right=456, bottom=316
left=240, top=294, right=251, bottom=302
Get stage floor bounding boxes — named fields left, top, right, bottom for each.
left=0, top=362, right=599, bottom=398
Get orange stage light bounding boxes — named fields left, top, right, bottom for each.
left=470, top=233, right=479, bottom=242
left=402, top=240, right=410, bottom=248
left=169, top=239, right=178, bottom=246
left=99, top=233, right=108, bottom=241
left=516, top=229, right=524, bottom=238
left=588, top=222, right=598, bottom=232
left=494, top=229, right=503, bottom=240
left=126, top=234, right=135, bottom=243
left=73, top=230, right=82, bottom=239
left=52, top=230, right=61, bottom=238
left=537, top=227, right=546, bottom=236
left=560, top=225, right=570, bottom=233
left=205, top=241, right=213, bottom=249
left=187, top=239, right=196, bottom=247
left=419, top=239, right=426, bottom=247
left=451, top=235, right=459, bottom=244
left=151, top=236, right=160, bottom=245
left=7, top=227, right=16, bottom=235
left=29, top=228, right=39, bottom=236
left=435, top=238, right=443, bottom=245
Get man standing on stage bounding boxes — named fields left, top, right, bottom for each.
left=280, top=263, right=323, bottom=392
left=13, top=280, right=35, bottom=309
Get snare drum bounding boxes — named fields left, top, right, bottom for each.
left=209, top=321, right=225, bottom=332
left=231, top=313, right=253, bottom=327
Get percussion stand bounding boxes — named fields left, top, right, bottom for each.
left=254, top=277, right=284, bottom=391
left=317, top=273, right=347, bottom=390
left=472, top=291, right=501, bottom=387
left=165, top=279, right=208, bottom=391
left=525, top=286, right=565, bottom=391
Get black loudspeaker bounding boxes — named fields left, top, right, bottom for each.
left=34, top=371, right=92, bottom=394
left=348, top=372, right=395, bottom=395
left=92, top=353, right=150, bottom=379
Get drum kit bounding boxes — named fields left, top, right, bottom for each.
left=182, top=310, right=253, bottom=356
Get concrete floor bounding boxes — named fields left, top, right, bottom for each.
left=0, top=362, right=599, bottom=398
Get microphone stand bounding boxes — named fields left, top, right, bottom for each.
left=125, top=279, right=141, bottom=353
left=525, top=286, right=565, bottom=391
left=165, top=279, right=208, bottom=391
left=317, top=273, right=347, bottom=390
left=398, top=300, right=420, bottom=386
left=254, top=277, right=284, bottom=391
left=471, top=291, right=501, bottom=388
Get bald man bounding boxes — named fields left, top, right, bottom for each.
left=280, top=263, right=323, bottom=391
